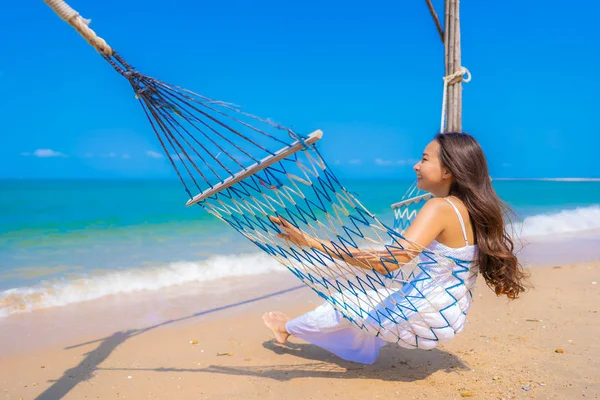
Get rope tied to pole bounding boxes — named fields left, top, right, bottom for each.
left=440, top=66, right=471, bottom=133
left=44, top=0, right=113, bottom=56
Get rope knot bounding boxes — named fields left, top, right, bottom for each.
left=440, top=66, right=471, bottom=132
left=443, top=67, right=471, bottom=85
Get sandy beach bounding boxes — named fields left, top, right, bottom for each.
left=1, top=262, right=598, bottom=400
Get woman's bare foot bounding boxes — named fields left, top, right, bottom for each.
left=262, top=311, right=291, bottom=344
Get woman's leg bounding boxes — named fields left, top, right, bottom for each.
left=263, top=303, right=387, bottom=364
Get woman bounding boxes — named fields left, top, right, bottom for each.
left=263, top=132, right=528, bottom=364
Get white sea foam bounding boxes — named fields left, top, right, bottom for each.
left=513, top=205, right=600, bottom=238
left=0, top=252, right=282, bottom=318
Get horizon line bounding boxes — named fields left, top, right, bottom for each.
left=1, top=177, right=599, bottom=182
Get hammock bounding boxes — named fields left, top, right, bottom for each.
left=392, top=183, right=433, bottom=236
left=43, top=0, right=478, bottom=349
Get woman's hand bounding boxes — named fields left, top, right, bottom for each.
left=268, top=215, right=408, bottom=274
left=269, top=215, right=313, bottom=247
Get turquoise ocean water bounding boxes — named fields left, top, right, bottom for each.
left=1, top=179, right=599, bottom=317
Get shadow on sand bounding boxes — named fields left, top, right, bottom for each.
left=35, top=285, right=468, bottom=399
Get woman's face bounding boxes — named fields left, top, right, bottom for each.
left=413, top=140, right=450, bottom=192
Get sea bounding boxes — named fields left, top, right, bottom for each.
left=1, top=178, right=599, bottom=319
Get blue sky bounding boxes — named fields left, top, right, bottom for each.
left=0, top=0, right=598, bottom=179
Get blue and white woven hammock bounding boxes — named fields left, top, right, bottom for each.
left=392, top=183, right=433, bottom=236
left=44, top=0, right=479, bottom=348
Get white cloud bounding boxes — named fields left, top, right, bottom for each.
left=170, top=152, right=204, bottom=162
left=375, top=158, right=416, bottom=166
left=82, top=152, right=130, bottom=159
left=21, top=149, right=67, bottom=158
left=146, top=150, right=163, bottom=159
left=348, top=159, right=362, bottom=165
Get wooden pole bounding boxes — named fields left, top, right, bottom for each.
left=443, top=0, right=463, bottom=133
left=425, top=0, right=467, bottom=133
left=444, top=0, right=452, bottom=131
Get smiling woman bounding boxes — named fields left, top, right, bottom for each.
left=262, top=132, right=527, bottom=363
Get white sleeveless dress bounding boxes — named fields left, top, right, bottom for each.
left=285, top=198, right=479, bottom=364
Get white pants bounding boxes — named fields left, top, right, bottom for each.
left=286, top=301, right=388, bottom=364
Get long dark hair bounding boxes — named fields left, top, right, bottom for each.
left=435, top=132, right=528, bottom=299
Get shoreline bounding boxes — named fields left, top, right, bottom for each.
left=0, top=270, right=303, bottom=357
left=2, top=228, right=599, bottom=320
left=1, top=262, right=599, bottom=399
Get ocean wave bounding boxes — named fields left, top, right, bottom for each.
left=513, top=205, right=600, bottom=238
left=2, top=205, right=599, bottom=318
left=0, top=252, right=282, bottom=318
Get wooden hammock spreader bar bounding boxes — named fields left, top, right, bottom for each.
left=186, top=130, right=323, bottom=207
left=390, top=193, right=433, bottom=210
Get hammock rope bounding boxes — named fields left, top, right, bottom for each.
left=43, top=0, right=479, bottom=349
left=391, top=182, right=433, bottom=236
left=44, top=0, right=112, bottom=56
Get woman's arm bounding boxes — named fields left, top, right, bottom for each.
left=270, top=198, right=449, bottom=274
